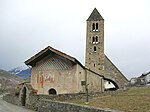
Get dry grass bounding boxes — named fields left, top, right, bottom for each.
left=68, top=88, right=150, bottom=112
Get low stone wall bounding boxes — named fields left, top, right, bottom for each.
left=3, top=94, right=21, bottom=106
left=3, top=92, right=122, bottom=112
left=38, top=99, right=121, bottom=112
left=2, top=93, right=86, bottom=111
left=25, top=91, right=123, bottom=110
left=30, top=93, right=85, bottom=101
left=25, top=93, right=86, bottom=110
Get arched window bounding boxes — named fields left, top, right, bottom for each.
left=96, top=36, right=98, bottom=43
left=92, top=23, right=95, bottom=31
left=92, top=36, right=98, bottom=44
left=96, top=23, right=98, bottom=31
left=48, top=88, right=57, bottom=95
left=94, top=46, right=97, bottom=52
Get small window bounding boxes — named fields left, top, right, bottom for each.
left=81, top=81, right=86, bottom=86
left=94, top=46, right=97, bottom=52
left=94, top=64, right=95, bottom=67
left=92, top=23, right=95, bottom=31
left=96, top=36, right=98, bottom=42
left=96, top=23, right=98, bottom=31
left=108, top=81, right=111, bottom=84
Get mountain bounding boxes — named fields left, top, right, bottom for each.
left=9, top=66, right=31, bottom=80
left=9, top=66, right=27, bottom=74
left=16, top=68, right=31, bottom=80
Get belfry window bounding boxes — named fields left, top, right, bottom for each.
left=92, top=36, right=98, bottom=44
left=96, top=36, right=98, bottom=43
left=96, top=23, right=98, bottom=31
left=92, top=23, right=99, bottom=31
left=92, top=23, right=95, bottom=31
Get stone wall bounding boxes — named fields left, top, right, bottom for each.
left=3, top=94, right=21, bottom=106
left=25, top=93, right=85, bottom=111
left=3, top=93, right=86, bottom=111
left=38, top=100, right=120, bottom=112
left=3, top=92, right=122, bottom=112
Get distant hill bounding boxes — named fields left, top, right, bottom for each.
left=0, top=69, right=23, bottom=93
left=9, top=66, right=31, bottom=80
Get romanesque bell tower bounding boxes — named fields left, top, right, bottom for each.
left=85, top=8, right=105, bottom=73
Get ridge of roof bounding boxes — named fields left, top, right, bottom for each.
left=87, top=8, right=104, bottom=21
left=25, top=46, right=84, bottom=68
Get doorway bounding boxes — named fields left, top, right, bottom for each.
left=21, top=87, right=26, bottom=106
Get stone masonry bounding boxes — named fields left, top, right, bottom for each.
left=85, top=8, right=128, bottom=88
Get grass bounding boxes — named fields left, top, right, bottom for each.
left=67, top=88, right=150, bottom=112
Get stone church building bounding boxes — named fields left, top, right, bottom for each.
left=25, top=8, right=128, bottom=95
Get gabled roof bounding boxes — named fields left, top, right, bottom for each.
left=87, top=8, right=104, bottom=21
left=105, top=55, right=129, bottom=82
left=24, top=46, right=104, bottom=78
left=25, top=46, right=84, bottom=68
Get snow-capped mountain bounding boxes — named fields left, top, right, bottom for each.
left=9, top=66, right=31, bottom=80
left=9, top=66, right=27, bottom=75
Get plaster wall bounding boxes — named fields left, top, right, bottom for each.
left=31, top=54, right=79, bottom=94
left=87, top=70, right=104, bottom=93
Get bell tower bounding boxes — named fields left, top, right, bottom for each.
left=85, top=8, right=105, bottom=73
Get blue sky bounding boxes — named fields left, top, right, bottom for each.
left=0, top=0, right=150, bottom=79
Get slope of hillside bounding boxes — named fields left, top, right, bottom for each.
left=0, top=69, right=23, bottom=93
left=0, top=69, right=17, bottom=78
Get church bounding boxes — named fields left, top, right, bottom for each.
left=25, top=8, right=128, bottom=95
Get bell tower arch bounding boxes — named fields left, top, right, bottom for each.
left=85, top=8, right=104, bottom=73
